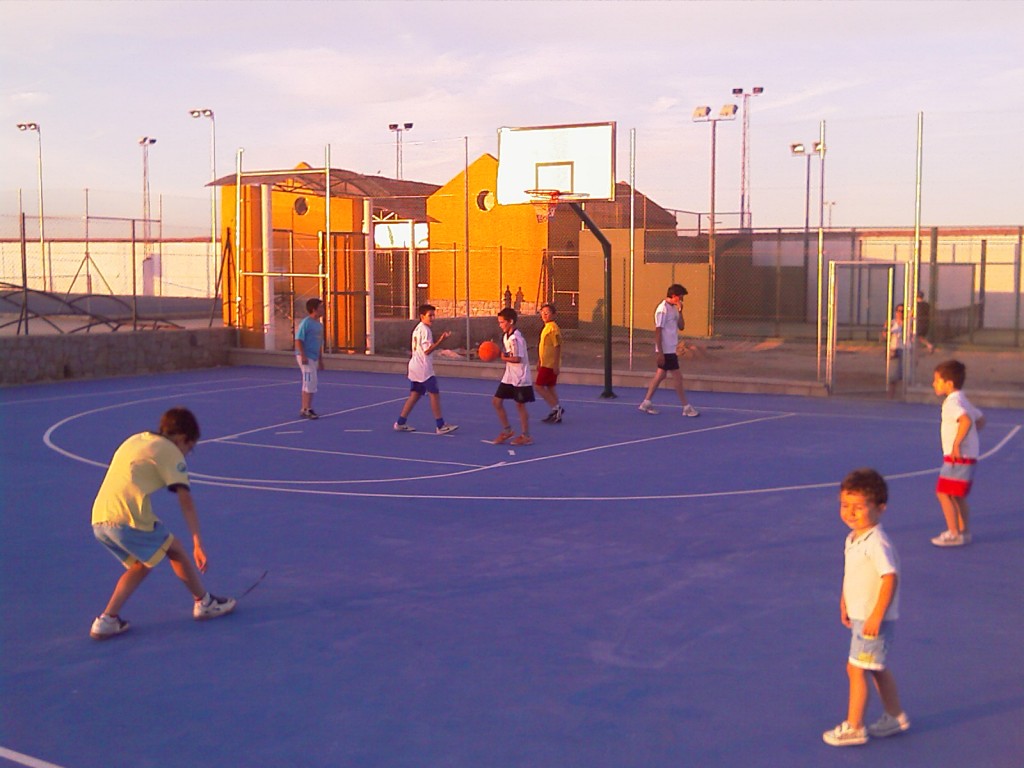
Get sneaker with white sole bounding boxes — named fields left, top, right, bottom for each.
left=193, top=593, right=237, bottom=620
left=552, top=405, right=564, bottom=423
left=682, top=404, right=700, bottom=417
left=638, top=401, right=659, bottom=415
left=931, top=530, right=966, bottom=547
left=436, top=424, right=459, bottom=435
left=393, top=422, right=416, bottom=432
left=867, top=711, right=910, bottom=738
left=822, top=721, right=868, bottom=747
left=90, top=614, right=130, bottom=640
left=541, top=410, right=558, bottom=423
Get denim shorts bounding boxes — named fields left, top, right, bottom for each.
left=849, top=619, right=896, bottom=671
left=94, top=521, right=173, bottom=569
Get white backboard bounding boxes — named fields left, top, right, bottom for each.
left=496, top=122, right=616, bottom=205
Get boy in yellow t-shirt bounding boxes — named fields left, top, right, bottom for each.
left=536, top=303, right=564, bottom=424
left=90, top=407, right=235, bottom=639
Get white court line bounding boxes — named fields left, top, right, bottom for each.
left=0, top=746, right=67, bottom=768
left=41, top=380, right=1024, bottom=500
left=41, top=381, right=301, bottom=469
left=0, top=376, right=281, bottom=406
left=197, top=421, right=1024, bottom=501
left=190, top=413, right=795, bottom=487
left=207, top=397, right=407, bottom=441
left=206, top=438, right=487, bottom=469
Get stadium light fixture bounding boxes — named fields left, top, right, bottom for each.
left=189, top=108, right=217, bottom=295
left=732, top=87, right=763, bottom=228
left=388, top=122, right=414, bottom=179
left=693, top=104, right=738, bottom=336
left=16, top=122, right=49, bottom=290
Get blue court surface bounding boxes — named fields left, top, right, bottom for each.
left=1, top=366, right=1022, bottom=768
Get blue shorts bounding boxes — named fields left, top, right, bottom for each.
left=410, top=376, right=440, bottom=395
left=849, top=619, right=896, bottom=671
left=93, top=521, right=174, bottom=569
left=658, top=353, right=680, bottom=371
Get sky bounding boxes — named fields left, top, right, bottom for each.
left=2, top=0, right=1023, bottom=231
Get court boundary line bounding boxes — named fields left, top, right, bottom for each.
left=39, top=376, right=1023, bottom=501
left=190, top=413, right=796, bottom=487
left=0, top=745, right=67, bottom=768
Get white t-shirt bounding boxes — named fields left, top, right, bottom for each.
left=940, top=390, right=983, bottom=458
left=501, top=329, right=531, bottom=386
left=654, top=299, right=680, bottom=354
left=407, top=321, right=435, bottom=382
left=843, top=524, right=900, bottom=621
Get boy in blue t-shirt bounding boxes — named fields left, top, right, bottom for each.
left=295, top=298, right=325, bottom=419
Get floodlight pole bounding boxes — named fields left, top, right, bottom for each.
left=693, top=105, right=737, bottom=336
left=189, top=109, right=217, bottom=297
left=569, top=201, right=616, bottom=399
left=388, top=122, right=413, bottom=179
left=16, top=122, right=47, bottom=291
left=732, top=87, right=763, bottom=229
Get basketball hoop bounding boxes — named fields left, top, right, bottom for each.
left=525, top=189, right=562, bottom=223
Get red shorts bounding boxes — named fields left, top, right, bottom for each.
left=936, top=456, right=976, bottom=498
left=535, top=366, right=558, bottom=387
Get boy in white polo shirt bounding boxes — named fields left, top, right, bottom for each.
left=823, top=468, right=910, bottom=747
left=394, top=304, right=458, bottom=435
left=492, top=308, right=535, bottom=446
left=638, top=284, right=699, bottom=417
left=930, top=359, right=985, bottom=547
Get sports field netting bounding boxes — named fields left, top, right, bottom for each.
left=1, top=367, right=1022, bottom=768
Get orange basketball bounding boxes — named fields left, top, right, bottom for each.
left=478, top=340, right=501, bottom=362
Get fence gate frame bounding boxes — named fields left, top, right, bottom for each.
left=826, top=259, right=913, bottom=395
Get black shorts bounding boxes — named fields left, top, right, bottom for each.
left=658, top=352, right=680, bottom=371
left=494, top=383, right=536, bottom=403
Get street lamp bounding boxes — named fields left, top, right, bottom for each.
left=693, top=104, right=738, bottom=336
left=138, top=137, right=157, bottom=243
left=16, top=122, right=48, bottom=290
left=791, top=127, right=828, bottom=379
left=824, top=200, right=837, bottom=229
left=731, top=86, right=763, bottom=229
left=388, top=122, right=413, bottom=179
left=189, top=108, right=217, bottom=296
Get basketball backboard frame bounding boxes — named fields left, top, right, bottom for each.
left=496, top=122, right=616, bottom=206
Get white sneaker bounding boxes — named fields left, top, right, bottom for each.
left=90, top=614, right=130, bottom=640
left=931, top=530, right=966, bottom=547
left=436, top=424, right=459, bottom=435
left=193, top=593, right=237, bottom=620
left=822, top=721, right=868, bottom=747
left=682, top=404, right=700, bottom=417
left=393, top=422, right=416, bottom=432
left=638, top=401, right=659, bottom=415
left=867, top=711, right=911, bottom=738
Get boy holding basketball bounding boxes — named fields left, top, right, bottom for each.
left=638, top=284, right=699, bottom=417
left=823, top=468, right=910, bottom=747
left=536, top=303, right=564, bottom=424
left=930, top=359, right=985, bottom=547
left=90, top=407, right=236, bottom=640
left=296, top=297, right=325, bottom=419
left=492, top=308, right=535, bottom=446
left=394, top=304, right=458, bottom=435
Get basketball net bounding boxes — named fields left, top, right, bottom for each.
left=527, top=189, right=561, bottom=223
